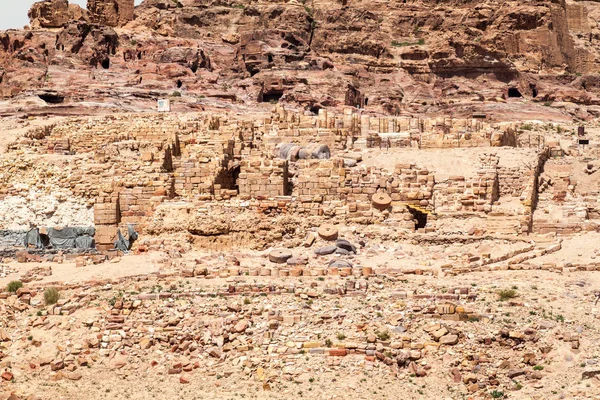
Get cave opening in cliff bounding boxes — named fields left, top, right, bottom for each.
left=529, top=84, right=538, bottom=98
left=260, top=90, right=284, bottom=103
left=38, top=94, right=64, bottom=104
left=101, top=58, right=110, bottom=69
left=267, top=54, right=273, bottom=63
left=364, top=98, right=369, bottom=106
left=508, top=87, right=522, bottom=98
left=176, top=80, right=183, bottom=88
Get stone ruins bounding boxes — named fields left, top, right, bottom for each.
left=1, top=0, right=600, bottom=399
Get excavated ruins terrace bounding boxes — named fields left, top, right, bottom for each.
left=2, top=0, right=600, bottom=399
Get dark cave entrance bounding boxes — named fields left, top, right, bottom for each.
left=260, top=90, right=284, bottom=103
left=508, top=87, right=522, bottom=98
left=529, top=84, right=538, bottom=98
left=38, top=94, right=65, bottom=104
left=101, top=58, right=110, bottom=69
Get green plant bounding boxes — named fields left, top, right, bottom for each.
left=556, top=314, right=565, bottom=322
left=391, top=39, right=425, bottom=47
left=171, top=91, right=181, bottom=97
left=490, top=390, right=504, bottom=398
left=497, top=289, right=517, bottom=301
left=36, top=310, right=42, bottom=317
left=521, top=123, right=533, bottom=131
left=337, top=333, right=346, bottom=341
left=7, top=281, right=23, bottom=293
left=325, top=339, right=333, bottom=347
left=44, top=287, right=60, bottom=305
left=244, top=298, right=251, bottom=305
left=533, top=365, right=544, bottom=371
left=376, top=330, right=390, bottom=341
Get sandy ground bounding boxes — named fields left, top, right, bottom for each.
left=5, top=266, right=600, bottom=400
left=0, top=253, right=163, bottom=287
left=361, top=147, right=538, bottom=180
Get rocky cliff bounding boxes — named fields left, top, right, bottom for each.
left=2, top=0, right=600, bottom=119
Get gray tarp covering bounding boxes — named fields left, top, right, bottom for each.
left=114, top=225, right=138, bottom=251
left=47, top=227, right=96, bottom=249
left=24, top=228, right=44, bottom=249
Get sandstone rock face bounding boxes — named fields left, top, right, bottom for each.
left=56, top=22, right=119, bottom=68
left=88, top=0, right=135, bottom=27
left=4, top=0, right=600, bottom=118
left=28, top=0, right=89, bottom=28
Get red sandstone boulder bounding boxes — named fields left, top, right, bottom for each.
left=28, top=0, right=89, bottom=28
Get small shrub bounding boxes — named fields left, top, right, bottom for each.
left=376, top=330, right=391, bottom=341
left=391, top=39, right=425, bottom=47
left=497, top=289, right=517, bottom=301
left=44, top=287, right=60, bottom=305
left=490, top=390, right=504, bottom=399
left=337, top=333, right=346, bottom=341
left=7, top=281, right=23, bottom=293
left=243, top=297, right=251, bottom=305
left=521, top=123, right=533, bottom=131
left=325, top=339, right=333, bottom=347
left=171, top=91, right=181, bottom=97
left=556, top=314, right=565, bottom=322
left=533, top=365, right=544, bottom=371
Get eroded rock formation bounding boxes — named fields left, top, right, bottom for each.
left=2, top=0, right=599, bottom=119
left=87, top=0, right=135, bottom=27
left=28, top=0, right=89, bottom=28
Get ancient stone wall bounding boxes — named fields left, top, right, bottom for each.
left=0, top=110, right=541, bottom=236
left=238, top=153, right=289, bottom=198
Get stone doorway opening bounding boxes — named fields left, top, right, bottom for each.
left=408, top=206, right=428, bottom=229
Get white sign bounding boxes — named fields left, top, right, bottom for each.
left=157, top=99, right=171, bottom=112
